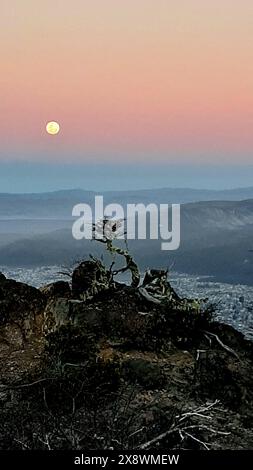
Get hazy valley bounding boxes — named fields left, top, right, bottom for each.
left=0, top=188, right=252, bottom=286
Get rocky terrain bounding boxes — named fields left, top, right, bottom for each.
left=2, top=265, right=253, bottom=341
left=0, top=256, right=253, bottom=450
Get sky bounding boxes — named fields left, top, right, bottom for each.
left=0, top=0, right=253, bottom=190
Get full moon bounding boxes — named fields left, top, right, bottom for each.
left=46, top=121, right=60, bottom=135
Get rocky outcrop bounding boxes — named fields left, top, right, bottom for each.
left=40, top=280, right=71, bottom=299
left=0, top=273, right=45, bottom=348
left=72, top=259, right=110, bottom=299
left=1, top=264, right=253, bottom=450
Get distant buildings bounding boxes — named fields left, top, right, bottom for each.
left=170, top=272, right=253, bottom=340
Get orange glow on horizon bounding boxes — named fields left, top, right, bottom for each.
left=1, top=0, right=253, bottom=163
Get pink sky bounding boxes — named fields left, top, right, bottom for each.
left=1, top=0, right=253, bottom=163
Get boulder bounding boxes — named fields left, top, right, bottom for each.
left=0, top=276, right=45, bottom=347
left=40, top=281, right=71, bottom=299
left=43, top=298, right=71, bottom=335
left=72, top=259, right=110, bottom=298
left=43, top=298, right=102, bottom=334
left=0, top=273, right=6, bottom=283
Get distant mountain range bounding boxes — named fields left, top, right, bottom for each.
left=0, top=188, right=253, bottom=285
left=1, top=186, right=253, bottom=217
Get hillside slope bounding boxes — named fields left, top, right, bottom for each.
left=0, top=199, right=253, bottom=284
left=0, top=264, right=253, bottom=450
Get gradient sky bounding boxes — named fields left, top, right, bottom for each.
left=1, top=0, right=253, bottom=165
